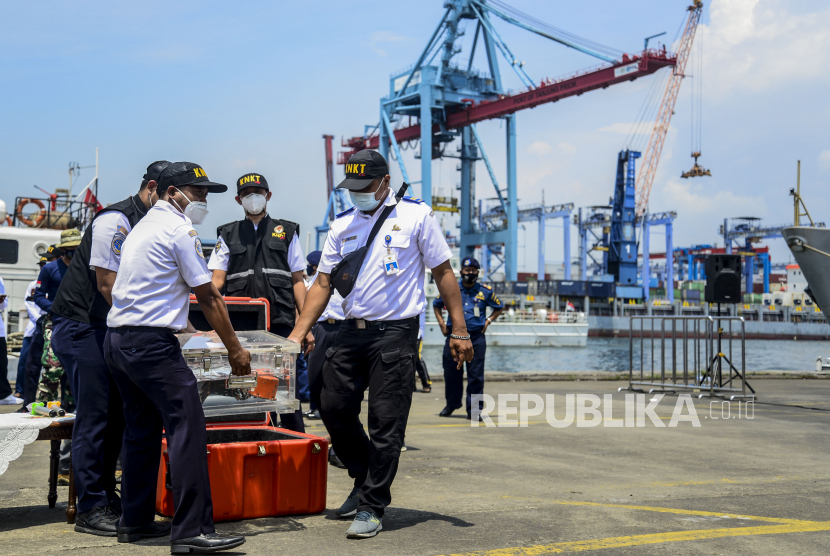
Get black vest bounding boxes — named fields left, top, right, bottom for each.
left=52, top=194, right=147, bottom=327
left=217, top=215, right=298, bottom=329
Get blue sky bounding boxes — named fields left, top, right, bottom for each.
left=2, top=0, right=828, bottom=272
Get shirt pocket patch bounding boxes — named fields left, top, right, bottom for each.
left=341, top=238, right=358, bottom=255
left=388, top=236, right=410, bottom=249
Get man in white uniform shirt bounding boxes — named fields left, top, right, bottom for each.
left=50, top=161, right=170, bottom=536
left=104, top=162, right=249, bottom=553
left=288, top=150, right=473, bottom=539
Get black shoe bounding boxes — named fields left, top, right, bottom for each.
left=118, top=521, right=172, bottom=543
left=75, top=506, right=120, bottom=537
left=329, top=447, right=347, bottom=469
left=439, top=406, right=459, bottom=417
left=171, top=533, right=246, bottom=554
left=305, top=409, right=321, bottom=420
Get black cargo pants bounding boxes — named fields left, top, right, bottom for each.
left=319, top=317, right=417, bottom=518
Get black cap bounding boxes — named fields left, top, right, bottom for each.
left=45, top=245, right=60, bottom=259
left=143, top=160, right=171, bottom=184
left=337, top=150, right=389, bottom=191
left=462, top=257, right=480, bottom=269
left=306, top=250, right=322, bottom=267
left=237, top=173, right=269, bottom=193
left=157, top=162, right=228, bottom=193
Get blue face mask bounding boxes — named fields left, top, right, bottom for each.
left=349, top=179, right=387, bottom=212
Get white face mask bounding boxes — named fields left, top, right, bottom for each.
left=172, top=188, right=210, bottom=225
left=241, top=193, right=267, bottom=215
left=349, top=180, right=386, bottom=212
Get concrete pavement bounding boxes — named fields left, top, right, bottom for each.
left=0, top=378, right=828, bottom=555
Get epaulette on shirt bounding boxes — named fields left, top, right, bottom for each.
left=481, top=284, right=492, bottom=290
left=402, top=197, right=424, bottom=204
left=336, top=207, right=356, bottom=218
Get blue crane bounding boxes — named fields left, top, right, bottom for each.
left=339, top=0, right=678, bottom=280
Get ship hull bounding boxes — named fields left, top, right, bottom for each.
left=423, top=321, right=589, bottom=347
left=783, top=226, right=830, bottom=317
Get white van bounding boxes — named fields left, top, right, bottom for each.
left=0, top=227, right=62, bottom=333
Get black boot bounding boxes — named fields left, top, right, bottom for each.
left=439, top=406, right=458, bottom=417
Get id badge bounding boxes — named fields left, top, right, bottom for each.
left=383, top=253, right=400, bottom=275
left=473, top=306, right=480, bottom=318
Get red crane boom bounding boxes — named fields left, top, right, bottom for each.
left=339, top=49, right=677, bottom=163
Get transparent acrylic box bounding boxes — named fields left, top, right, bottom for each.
left=177, top=330, right=299, bottom=418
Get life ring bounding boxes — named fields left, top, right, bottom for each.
left=548, top=312, right=559, bottom=323
left=16, top=198, right=46, bottom=227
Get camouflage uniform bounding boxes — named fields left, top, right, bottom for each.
left=37, top=316, right=75, bottom=412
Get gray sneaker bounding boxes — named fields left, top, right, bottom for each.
left=346, top=511, right=382, bottom=538
left=335, top=486, right=361, bottom=518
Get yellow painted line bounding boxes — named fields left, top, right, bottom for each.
left=439, top=501, right=830, bottom=555
left=441, top=522, right=830, bottom=555
left=553, top=500, right=803, bottom=525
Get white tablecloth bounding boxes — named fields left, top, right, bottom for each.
left=0, top=413, right=74, bottom=475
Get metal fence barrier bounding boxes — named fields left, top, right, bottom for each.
left=620, top=316, right=755, bottom=400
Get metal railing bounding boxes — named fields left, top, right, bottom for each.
left=621, top=316, right=755, bottom=400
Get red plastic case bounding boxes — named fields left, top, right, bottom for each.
left=155, top=425, right=328, bottom=522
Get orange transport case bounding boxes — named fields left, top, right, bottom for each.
left=154, top=318, right=328, bottom=522
left=155, top=424, right=328, bottom=522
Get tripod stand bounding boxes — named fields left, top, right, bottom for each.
left=699, top=303, right=756, bottom=397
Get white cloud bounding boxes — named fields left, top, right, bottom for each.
left=657, top=178, right=766, bottom=215
left=819, top=150, right=830, bottom=171
left=527, top=141, right=552, bottom=156
left=702, top=0, right=830, bottom=96
left=598, top=122, right=649, bottom=135
left=366, top=31, right=411, bottom=57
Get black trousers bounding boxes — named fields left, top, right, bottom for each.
left=443, top=329, right=486, bottom=414
left=104, top=327, right=214, bottom=541
left=307, top=320, right=342, bottom=411
left=0, top=337, right=10, bottom=399
left=51, top=316, right=124, bottom=513
left=23, top=317, right=46, bottom=407
left=320, top=318, right=417, bottom=518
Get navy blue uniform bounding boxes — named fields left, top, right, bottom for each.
left=434, top=282, right=503, bottom=414
left=33, top=259, right=69, bottom=313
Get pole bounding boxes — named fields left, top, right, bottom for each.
left=563, top=212, right=571, bottom=280
left=537, top=214, right=545, bottom=281
left=795, top=160, right=800, bottom=226
left=420, top=83, right=433, bottom=205
left=505, top=114, right=518, bottom=281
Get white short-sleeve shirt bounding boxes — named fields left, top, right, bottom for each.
left=318, top=189, right=452, bottom=321
left=207, top=216, right=305, bottom=273
left=90, top=211, right=132, bottom=272
left=24, top=279, right=43, bottom=337
left=107, top=200, right=212, bottom=330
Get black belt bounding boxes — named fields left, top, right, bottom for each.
left=344, top=317, right=418, bottom=330
left=318, top=318, right=344, bottom=325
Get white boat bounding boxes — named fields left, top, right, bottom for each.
left=423, top=309, right=588, bottom=347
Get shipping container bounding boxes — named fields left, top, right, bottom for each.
left=557, top=280, right=587, bottom=297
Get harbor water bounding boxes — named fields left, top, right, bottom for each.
left=421, top=337, right=828, bottom=374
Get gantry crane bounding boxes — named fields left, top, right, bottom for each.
left=337, top=0, right=680, bottom=280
